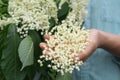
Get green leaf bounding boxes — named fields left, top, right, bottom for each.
left=48, top=17, right=56, bottom=32
left=54, top=0, right=60, bottom=7
left=0, top=0, right=9, bottom=18
left=0, top=68, right=5, bottom=80
left=28, top=31, right=43, bottom=80
left=29, top=31, right=42, bottom=57
left=56, top=73, right=73, bottom=80
left=48, top=70, right=57, bottom=80
left=58, top=2, right=70, bottom=22
left=0, top=26, right=8, bottom=61
left=29, top=31, right=42, bottom=68
left=1, top=24, right=26, bottom=80
left=18, top=36, right=34, bottom=70
left=0, top=26, right=8, bottom=80
left=29, top=31, right=52, bottom=80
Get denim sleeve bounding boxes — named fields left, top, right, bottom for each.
left=113, top=56, right=120, bottom=66
left=85, top=0, right=120, bottom=35
left=86, top=0, right=120, bottom=66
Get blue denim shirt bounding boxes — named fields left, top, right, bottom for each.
left=73, top=0, right=120, bottom=80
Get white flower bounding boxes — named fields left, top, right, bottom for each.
left=0, top=18, right=14, bottom=30
left=62, top=0, right=88, bottom=28
left=7, top=0, right=58, bottom=38
left=38, top=24, right=90, bottom=75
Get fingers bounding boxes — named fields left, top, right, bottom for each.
left=40, top=34, right=50, bottom=50
left=44, top=34, right=50, bottom=40
left=43, top=50, right=50, bottom=56
left=40, top=43, right=50, bottom=56
left=76, top=53, right=87, bottom=62
left=39, top=42, right=48, bottom=50
left=40, top=34, right=55, bottom=56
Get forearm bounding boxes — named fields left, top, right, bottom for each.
left=99, top=30, right=120, bottom=57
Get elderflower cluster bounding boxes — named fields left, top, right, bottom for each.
left=38, top=25, right=90, bottom=75
left=62, top=0, right=88, bottom=27
left=0, top=18, right=14, bottom=30
left=38, top=0, right=88, bottom=75
left=8, top=0, right=57, bottom=38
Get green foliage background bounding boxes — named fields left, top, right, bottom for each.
left=0, top=0, right=73, bottom=80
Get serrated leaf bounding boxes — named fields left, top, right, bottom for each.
left=18, top=36, right=34, bottom=70
left=1, top=24, right=26, bottom=80
left=56, top=73, right=73, bottom=80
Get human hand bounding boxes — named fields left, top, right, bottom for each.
left=40, top=29, right=102, bottom=61
left=76, top=29, right=102, bottom=61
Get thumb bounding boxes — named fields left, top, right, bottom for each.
left=77, top=42, right=97, bottom=61
left=76, top=52, right=88, bottom=62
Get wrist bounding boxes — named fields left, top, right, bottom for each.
left=98, top=30, right=114, bottom=49
left=97, top=30, right=107, bottom=48
left=89, top=29, right=102, bottom=48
